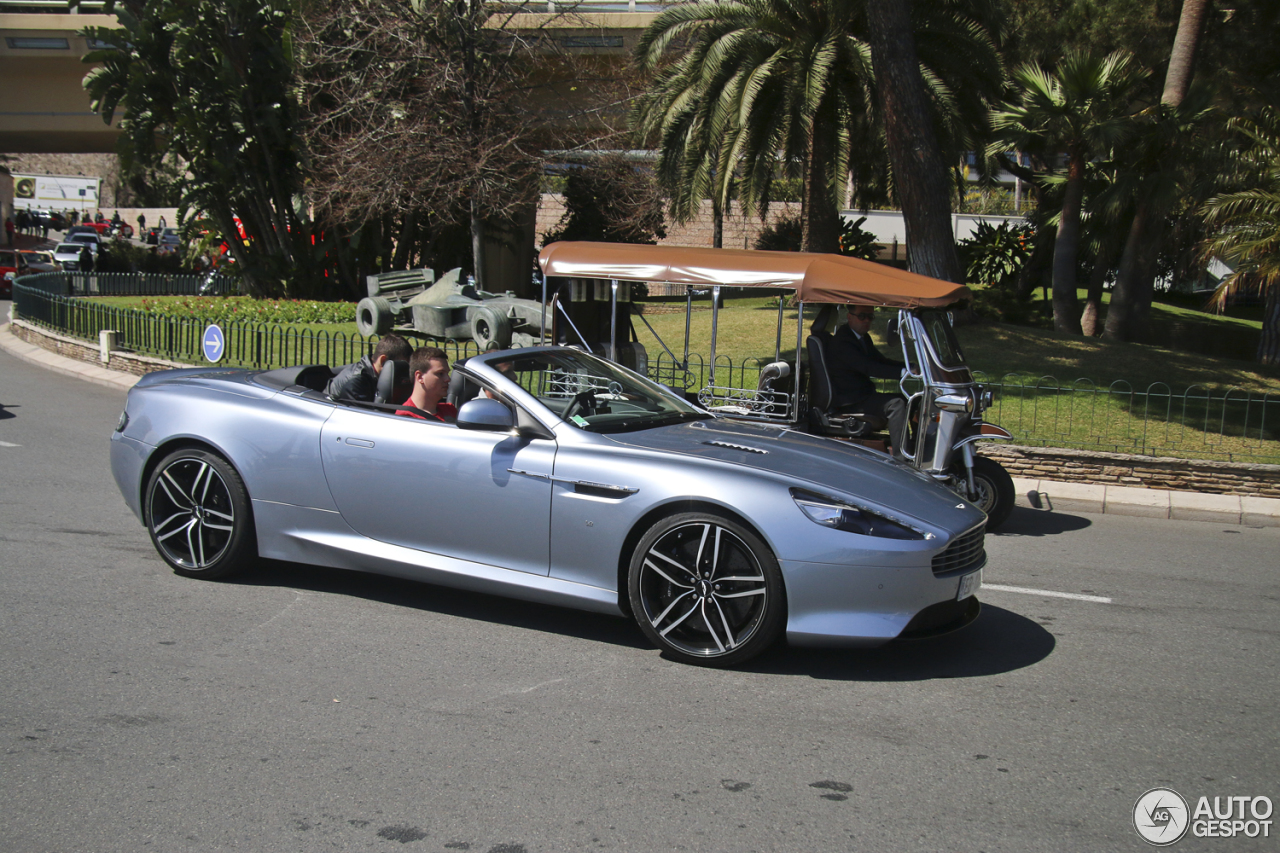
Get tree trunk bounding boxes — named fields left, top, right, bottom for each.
left=801, top=112, right=840, bottom=253
left=865, top=0, right=962, bottom=283
left=712, top=198, right=724, bottom=249
left=1103, top=203, right=1158, bottom=341
left=1258, top=282, right=1280, bottom=365
left=1162, top=0, right=1210, bottom=108
left=1103, top=0, right=1207, bottom=341
left=1081, top=231, right=1121, bottom=336
left=1052, top=151, right=1086, bottom=334
left=470, top=198, right=486, bottom=288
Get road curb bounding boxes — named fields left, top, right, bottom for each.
left=1, top=315, right=140, bottom=391
left=1012, top=477, right=1280, bottom=527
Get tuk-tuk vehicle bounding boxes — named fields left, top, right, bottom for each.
left=537, top=241, right=1017, bottom=528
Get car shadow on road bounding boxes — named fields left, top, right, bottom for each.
left=990, top=506, right=1092, bottom=536
left=237, top=561, right=1052, bottom=677
left=0, top=402, right=17, bottom=420
left=744, top=604, right=1055, bottom=681
left=241, top=558, right=649, bottom=650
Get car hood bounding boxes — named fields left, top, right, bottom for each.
left=606, top=418, right=985, bottom=531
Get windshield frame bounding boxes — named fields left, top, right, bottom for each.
left=471, top=347, right=713, bottom=434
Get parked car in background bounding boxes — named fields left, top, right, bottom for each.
left=18, top=249, right=60, bottom=273
left=158, top=228, right=181, bottom=249
left=1, top=247, right=31, bottom=297
left=145, top=227, right=161, bottom=245
left=28, top=210, right=68, bottom=232
left=66, top=232, right=104, bottom=250
left=52, top=241, right=95, bottom=271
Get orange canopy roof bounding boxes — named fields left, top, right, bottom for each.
left=538, top=241, right=971, bottom=308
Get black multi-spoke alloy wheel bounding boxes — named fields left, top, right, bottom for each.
left=961, top=455, right=1015, bottom=529
left=628, top=513, right=785, bottom=666
left=144, top=448, right=256, bottom=579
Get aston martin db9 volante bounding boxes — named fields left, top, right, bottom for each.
left=111, top=347, right=987, bottom=666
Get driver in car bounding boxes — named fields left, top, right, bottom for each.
left=327, top=334, right=412, bottom=402
left=396, top=346, right=457, bottom=422
left=829, top=306, right=909, bottom=459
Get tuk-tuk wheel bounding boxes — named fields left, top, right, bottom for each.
left=959, top=456, right=1015, bottom=529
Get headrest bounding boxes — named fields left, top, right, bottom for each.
left=759, top=361, right=791, bottom=382
left=375, top=359, right=411, bottom=405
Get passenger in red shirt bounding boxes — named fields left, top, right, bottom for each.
left=396, top=346, right=457, bottom=422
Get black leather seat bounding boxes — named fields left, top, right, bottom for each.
left=805, top=333, right=887, bottom=438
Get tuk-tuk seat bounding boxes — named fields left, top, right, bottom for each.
left=805, top=334, right=887, bottom=438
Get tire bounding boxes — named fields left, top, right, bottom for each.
left=627, top=512, right=785, bottom=667
left=144, top=448, right=256, bottom=579
left=470, top=305, right=512, bottom=351
left=958, top=455, right=1015, bottom=530
left=356, top=296, right=394, bottom=337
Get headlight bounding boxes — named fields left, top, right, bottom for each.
left=791, top=489, right=929, bottom=540
left=116, top=410, right=129, bottom=432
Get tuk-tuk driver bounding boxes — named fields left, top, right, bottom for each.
left=829, top=306, right=909, bottom=459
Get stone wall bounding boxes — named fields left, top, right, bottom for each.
left=10, top=319, right=182, bottom=378
left=536, top=194, right=801, bottom=251
left=980, top=444, right=1280, bottom=499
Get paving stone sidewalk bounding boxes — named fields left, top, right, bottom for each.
left=4, top=312, right=1279, bottom=527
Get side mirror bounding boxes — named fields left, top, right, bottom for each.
left=886, top=317, right=900, bottom=346
left=456, top=397, right=516, bottom=431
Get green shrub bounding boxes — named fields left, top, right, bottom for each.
left=138, top=296, right=356, bottom=325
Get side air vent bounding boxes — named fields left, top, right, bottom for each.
left=931, top=523, right=986, bottom=576
left=704, top=440, right=768, bottom=455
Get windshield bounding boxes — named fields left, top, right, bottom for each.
left=918, top=310, right=967, bottom=368
left=485, top=349, right=711, bottom=434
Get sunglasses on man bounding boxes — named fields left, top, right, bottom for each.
left=851, top=311, right=875, bottom=321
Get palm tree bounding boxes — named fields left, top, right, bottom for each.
left=633, top=0, right=872, bottom=253
left=1103, top=0, right=1210, bottom=342
left=633, top=0, right=1003, bottom=258
left=992, top=50, right=1147, bottom=334
left=1200, top=108, right=1280, bottom=364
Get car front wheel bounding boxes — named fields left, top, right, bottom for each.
left=144, top=448, right=256, bottom=579
left=628, top=513, right=785, bottom=667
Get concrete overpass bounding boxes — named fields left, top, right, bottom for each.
left=0, top=1, right=659, bottom=155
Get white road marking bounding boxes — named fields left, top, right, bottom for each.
left=983, top=583, right=1112, bottom=604
left=0, top=441, right=19, bottom=447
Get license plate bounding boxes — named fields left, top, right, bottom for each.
left=957, top=569, right=982, bottom=601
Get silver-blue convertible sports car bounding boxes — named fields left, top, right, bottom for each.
left=110, top=347, right=987, bottom=666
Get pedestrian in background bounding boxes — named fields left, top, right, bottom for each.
left=4, top=216, right=14, bottom=246
left=138, top=212, right=146, bottom=239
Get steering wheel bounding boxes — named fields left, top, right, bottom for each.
left=562, top=390, right=598, bottom=420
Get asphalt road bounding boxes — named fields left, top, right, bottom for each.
left=1, top=340, right=1277, bottom=852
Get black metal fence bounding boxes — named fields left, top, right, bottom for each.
left=13, top=278, right=482, bottom=369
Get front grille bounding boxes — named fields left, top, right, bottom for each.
left=932, top=522, right=986, bottom=576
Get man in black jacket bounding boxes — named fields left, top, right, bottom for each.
left=327, top=334, right=412, bottom=402
left=828, top=306, right=908, bottom=457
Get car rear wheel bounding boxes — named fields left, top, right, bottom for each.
left=628, top=512, right=785, bottom=667
left=144, top=448, right=256, bottom=579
